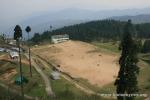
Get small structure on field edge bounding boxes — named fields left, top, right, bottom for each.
left=51, top=71, right=60, bottom=80
left=0, top=47, right=5, bottom=52
left=51, top=34, right=69, bottom=44
left=5, top=38, right=16, bottom=45
left=9, top=51, right=19, bottom=59
left=15, top=76, right=28, bottom=85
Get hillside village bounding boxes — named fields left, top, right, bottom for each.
left=1, top=0, right=150, bottom=99
left=0, top=23, right=150, bottom=100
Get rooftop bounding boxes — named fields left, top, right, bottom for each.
left=51, top=34, right=69, bottom=39
left=10, top=51, right=19, bottom=58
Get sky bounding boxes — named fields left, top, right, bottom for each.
left=1, top=0, right=150, bottom=33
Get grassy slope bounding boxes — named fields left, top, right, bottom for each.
left=0, top=53, right=46, bottom=99
left=92, top=41, right=150, bottom=100
left=91, top=41, right=120, bottom=54
left=0, top=85, right=24, bottom=100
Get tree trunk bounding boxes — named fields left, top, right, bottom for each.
left=18, top=40, right=24, bottom=100
left=28, top=33, right=32, bottom=77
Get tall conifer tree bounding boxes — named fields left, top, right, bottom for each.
left=115, top=20, right=139, bottom=100
left=14, top=25, right=24, bottom=99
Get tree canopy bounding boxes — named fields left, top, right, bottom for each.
left=25, top=26, right=31, bottom=33
left=115, top=20, right=139, bottom=100
left=14, top=25, right=22, bottom=41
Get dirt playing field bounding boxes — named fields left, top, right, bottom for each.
left=32, top=41, right=119, bottom=86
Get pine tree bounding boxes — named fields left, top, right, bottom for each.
left=114, top=20, right=139, bottom=100
left=14, top=25, right=24, bottom=99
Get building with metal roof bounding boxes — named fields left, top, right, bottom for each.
left=9, top=51, right=19, bottom=59
left=51, top=34, right=69, bottom=44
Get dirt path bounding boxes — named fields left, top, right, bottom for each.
left=145, top=97, right=150, bottom=100
left=145, top=95, right=150, bottom=100
left=24, top=54, right=54, bottom=96
left=0, top=54, right=5, bottom=59
left=62, top=74, right=95, bottom=94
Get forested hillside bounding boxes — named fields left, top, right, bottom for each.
left=111, top=14, right=150, bottom=24
left=31, top=20, right=150, bottom=43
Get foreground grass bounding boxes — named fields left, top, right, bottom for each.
left=138, top=54, right=150, bottom=95
left=0, top=85, right=25, bottom=100
left=49, top=76, right=111, bottom=100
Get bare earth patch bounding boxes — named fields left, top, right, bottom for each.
left=32, top=41, right=119, bottom=87
left=0, top=53, right=29, bottom=65
left=0, top=69, right=17, bottom=81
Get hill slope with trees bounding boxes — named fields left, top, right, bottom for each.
left=31, top=20, right=150, bottom=43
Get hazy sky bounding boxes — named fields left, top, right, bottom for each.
left=1, top=0, right=150, bottom=33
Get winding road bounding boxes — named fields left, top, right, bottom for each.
left=24, top=54, right=54, bottom=96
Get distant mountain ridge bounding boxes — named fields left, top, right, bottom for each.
left=20, top=7, right=150, bottom=34
left=110, top=14, right=150, bottom=24
left=3, top=7, right=150, bottom=38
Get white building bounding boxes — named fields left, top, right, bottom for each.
left=11, top=47, right=22, bottom=52
left=6, top=38, right=16, bottom=45
left=51, top=34, right=69, bottom=44
left=51, top=71, right=60, bottom=80
left=9, top=40, right=16, bottom=45
left=9, top=51, right=19, bottom=59
left=0, top=47, right=5, bottom=52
